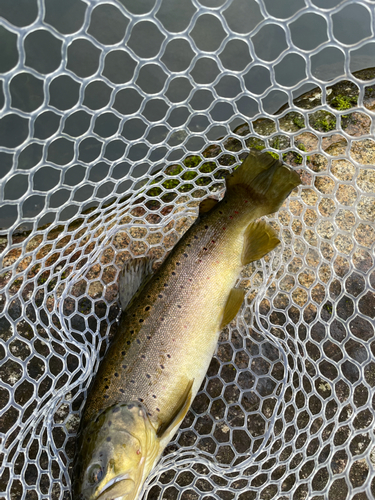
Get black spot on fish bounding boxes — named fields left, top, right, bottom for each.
left=106, top=437, right=111, bottom=442
left=132, top=314, right=136, bottom=317
left=158, top=294, right=163, bottom=298
left=131, top=380, right=135, bottom=384
left=176, top=262, right=181, bottom=265
left=121, top=351, right=125, bottom=355
left=164, top=283, right=168, bottom=287
left=177, top=305, right=181, bottom=308
left=160, top=317, right=164, bottom=321
left=145, top=306, right=150, bottom=311
left=139, top=319, right=144, bottom=323
left=87, top=437, right=91, bottom=442
left=167, top=354, right=171, bottom=358
left=184, top=253, right=188, bottom=258
left=104, top=378, right=108, bottom=382
left=105, top=385, right=109, bottom=389
left=172, top=272, right=176, bottom=275
left=127, top=341, right=131, bottom=345
left=141, top=354, right=146, bottom=359
left=115, top=372, right=119, bottom=377
left=113, top=407, right=120, bottom=413
left=146, top=374, right=151, bottom=378
left=205, top=225, right=208, bottom=229
left=156, top=277, right=159, bottom=280
left=156, top=408, right=160, bottom=412
left=187, top=243, right=191, bottom=247
left=147, top=295, right=151, bottom=298
left=194, top=235, right=198, bottom=239
left=108, top=421, right=112, bottom=426
left=119, top=388, right=124, bottom=393
left=128, top=404, right=134, bottom=409
left=104, top=395, right=109, bottom=399
left=203, top=247, right=207, bottom=251
left=147, top=335, right=151, bottom=340
left=219, top=211, right=223, bottom=215
left=136, top=339, right=141, bottom=345
left=122, top=364, right=127, bottom=369
left=138, top=398, right=144, bottom=402
left=160, top=364, right=165, bottom=369
left=152, top=395, right=156, bottom=399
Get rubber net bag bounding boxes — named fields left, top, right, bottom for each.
left=0, top=0, right=375, bottom=499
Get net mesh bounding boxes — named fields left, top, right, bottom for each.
left=1, top=0, right=375, bottom=498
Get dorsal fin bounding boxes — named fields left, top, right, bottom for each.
left=119, top=257, right=155, bottom=311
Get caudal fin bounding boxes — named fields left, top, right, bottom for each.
left=226, top=149, right=301, bottom=215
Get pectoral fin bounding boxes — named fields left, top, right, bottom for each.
left=220, top=288, right=246, bottom=329
left=157, top=379, right=194, bottom=440
left=241, top=220, right=280, bottom=265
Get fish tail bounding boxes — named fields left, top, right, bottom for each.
left=226, top=149, right=301, bottom=215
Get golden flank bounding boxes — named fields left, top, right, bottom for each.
left=72, top=150, right=301, bottom=500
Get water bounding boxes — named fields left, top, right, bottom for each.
left=1, top=0, right=375, bottom=231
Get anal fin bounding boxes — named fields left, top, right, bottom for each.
left=220, top=288, right=246, bottom=329
left=157, top=379, right=194, bottom=440
left=242, top=220, right=280, bottom=265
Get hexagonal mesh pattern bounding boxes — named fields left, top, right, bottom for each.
left=1, top=0, right=375, bottom=499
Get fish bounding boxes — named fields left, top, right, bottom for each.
left=72, top=150, right=301, bottom=500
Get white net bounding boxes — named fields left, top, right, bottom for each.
left=1, top=0, right=375, bottom=499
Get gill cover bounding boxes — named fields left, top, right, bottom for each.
left=72, top=402, right=160, bottom=500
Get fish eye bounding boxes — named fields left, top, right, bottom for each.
left=88, top=464, right=103, bottom=485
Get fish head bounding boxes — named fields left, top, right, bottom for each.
left=72, top=402, right=160, bottom=500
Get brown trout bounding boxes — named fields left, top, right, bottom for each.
left=72, top=150, right=300, bottom=500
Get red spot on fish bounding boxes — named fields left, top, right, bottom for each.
left=212, top=240, right=215, bottom=244
left=229, top=216, right=233, bottom=219
left=136, top=449, right=141, bottom=455
left=222, top=227, right=226, bottom=230
left=245, top=200, right=248, bottom=203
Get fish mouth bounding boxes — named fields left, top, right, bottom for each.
left=96, top=474, right=136, bottom=500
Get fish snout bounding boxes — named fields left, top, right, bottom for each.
left=95, top=477, right=137, bottom=500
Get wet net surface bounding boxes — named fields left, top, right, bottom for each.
left=1, top=0, right=375, bottom=499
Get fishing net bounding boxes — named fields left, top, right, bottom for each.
left=1, top=0, right=375, bottom=498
